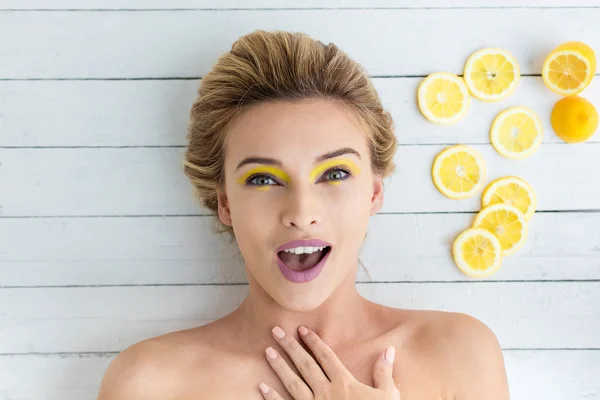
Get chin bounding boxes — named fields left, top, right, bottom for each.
left=274, top=294, right=329, bottom=312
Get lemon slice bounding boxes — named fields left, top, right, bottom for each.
left=472, top=204, right=528, bottom=256
left=453, top=227, right=503, bottom=278
left=432, top=145, right=486, bottom=199
left=482, top=176, right=537, bottom=220
left=417, top=72, right=471, bottom=124
left=463, top=48, right=520, bottom=102
left=542, top=41, right=596, bottom=96
left=490, top=106, right=543, bottom=159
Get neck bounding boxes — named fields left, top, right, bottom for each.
left=227, top=266, right=377, bottom=355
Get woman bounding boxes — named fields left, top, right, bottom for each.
left=97, top=30, right=510, bottom=400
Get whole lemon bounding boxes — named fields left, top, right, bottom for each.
left=551, top=96, right=598, bottom=143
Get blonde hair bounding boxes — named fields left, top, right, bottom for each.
left=182, top=30, right=397, bottom=277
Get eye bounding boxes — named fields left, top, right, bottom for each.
left=246, top=174, right=279, bottom=187
left=319, top=166, right=352, bottom=183
left=244, top=166, right=353, bottom=187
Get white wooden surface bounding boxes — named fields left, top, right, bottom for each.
left=1, top=3, right=599, bottom=400
left=2, top=0, right=600, bottom=9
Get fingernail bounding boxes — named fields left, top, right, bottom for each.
left=272, top=326, right=285, bottom=339
left=298, top=326, right=309, bottom=336
left=259, top=383, right=270, bottom=394
left=266, top=347, right=277, bottom=359
left=385, top=346, right=395, bottom=363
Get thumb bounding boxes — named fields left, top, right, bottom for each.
left=372, top=346, right=397, bottom=391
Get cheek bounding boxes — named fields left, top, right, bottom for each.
left=332, top=180, right=373, bottom=223
left=229, top=185, right=274, bottom=213
left=230, top=189, right=279, bottom=232
left=329, top=178, right=372, bottom=205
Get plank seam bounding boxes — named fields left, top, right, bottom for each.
left=2, top=6, right=600, bottom=11
left=1, top=141, right=598, bottom=149
left=2, top=280, right=600, bottom=289
left=2, top=209, right=600, bottom=219
left=1, top=348, right=599, bottom=357
left=7, top=74, right=600, bottom=81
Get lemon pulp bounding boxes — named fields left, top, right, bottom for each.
left=418, top=72, right=470, bottom=124
left=490, top=107, right=542, bottom=159
left=464, top=48, right=520, bottom=101
left=453, top=228, right=503, bottom=278
left=473, top=204, right=528, bottom=256
left=432, top=145, right=486, bottom=199
left=482, top=177, right=537, bottom=220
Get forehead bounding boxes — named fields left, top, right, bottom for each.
left=224, top=99, right=368, bottom=163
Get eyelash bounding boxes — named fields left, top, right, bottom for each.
left=245, top=166, right=353, bottom=187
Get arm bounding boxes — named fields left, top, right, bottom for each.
left=96, top=339, right=171, bottom=400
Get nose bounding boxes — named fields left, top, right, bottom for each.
left=281, top=184, right=322, bottom=230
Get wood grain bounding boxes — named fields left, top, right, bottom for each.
left=1, top=212, right=598, bottom=286
left=1, top=78, right=599, bottom=147
left=0, top=350, right=598, bottom=400
left=1, top=5, right=598, bottom=400
left=1, top=9, right=600, bottom=78
left=1, top=0, right=599, bottom=10
left=2, top=144, right=599, bottom=216
left=1, top=283, right=599, bottom=353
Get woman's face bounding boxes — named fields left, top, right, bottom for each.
left=218, top=98, right=384, bottom=311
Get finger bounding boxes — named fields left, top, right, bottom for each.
left=372, top=346, right=399, bottom=395
left=271, top=326, right=330, bottom=392
left=265, top=346, right=313, bottom=399
left=297, top=325, right=354, bottom=384
left=258, top=383, right=285, bottom=400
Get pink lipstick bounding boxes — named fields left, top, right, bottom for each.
left=276, top=239, right=332, bottom=283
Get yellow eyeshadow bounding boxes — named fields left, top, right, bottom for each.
left=235, top=166, right=290, bottom=186
left=236, top=159, right=360, bottom=189
left=309, top=159, right=361, bottom=182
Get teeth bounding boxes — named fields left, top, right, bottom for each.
left=283, top=246, right=328, bottom=255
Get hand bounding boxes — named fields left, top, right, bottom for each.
left=258, top=325, right=401, bottom=399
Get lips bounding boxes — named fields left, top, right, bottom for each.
left=276, top=247, right=331, bottom=283
left=278, top=246, right=331, bottom=271
left=275, top=238, right=333, bottom=283
left=276, top=238, right=332, bottom=252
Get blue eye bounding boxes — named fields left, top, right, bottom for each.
left=245, top=166, right=353, bottom=187
left=246, top=175, right=278, bottom=186
left=320, top=167, right=351, bottom=182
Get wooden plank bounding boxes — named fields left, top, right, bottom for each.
left=1, top=144, right=599, bottom=216
left=1, top=0, right=598, bottom=10
left=0, top=80, right=198, bottom=147
left=1, top=9, right=600, bottom=78
left=0, top=350, right=598, bottom=400
left=1, top=213, right=599, bottom=286
left=503, top=350, right=600, bottom=400
left=0, top=354, right=113, bottom=400
left=2, top=78, right=599, bottom=147
left=0, top=283, right=598, bottom=353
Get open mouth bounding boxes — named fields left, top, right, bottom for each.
left=277, top=246, right=332, bottom=271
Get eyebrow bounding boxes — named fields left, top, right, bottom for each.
left=235, top=147, right=362, bottom=171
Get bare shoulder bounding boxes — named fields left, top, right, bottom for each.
left=96, top=327, right=217, bottom=400
left=408, top=309, right=510, bottom=400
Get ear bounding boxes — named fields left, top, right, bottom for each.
left=216, top=188, right=233, bottom=226
left=370, top=175, right=384, bottom=216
